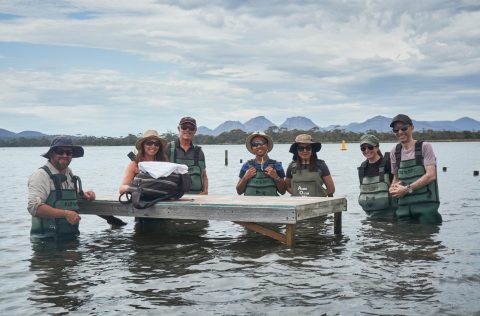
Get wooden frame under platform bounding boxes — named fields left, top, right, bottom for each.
left=79, top=195, right=347, bottom=246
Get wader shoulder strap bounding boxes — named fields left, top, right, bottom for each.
left=193, top=145, right=201, bottom=166
left=378, top=156, right=386, bottom=183
left=291, top=162, right=298, bottom=174
left=395, top=143, right=402, bottom=163
left=358, top=161, right=368, bottom=184
left=169, top=140, right=176, bottom=162
left=41, top=166, right=65, bottom=200
left=415, top=141, right=424, bottom=165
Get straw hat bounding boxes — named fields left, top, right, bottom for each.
left=135, top=130, right=166, bottom=150
left=245, top=131, right=274, bottom=154
left=289, top=134, right=321, bottom=153
left=41, top=136, right=84, bottom=158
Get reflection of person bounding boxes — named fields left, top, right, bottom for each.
left=285, top=134, right=335, bottom=197
left=167, top=117, right=208, bottom=195
left=119, top=129, right=168, bottom=194
left=389, top=114, right=442, bottom=224
left=357, top=134, right=397, bottom=218
left=27, top=136, right=95, bottom=240
left=236, top=132, right=286, bottom=196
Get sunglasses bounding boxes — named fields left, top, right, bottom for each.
left=180, top=124, right=196, bottom=131
left=144, top=140, right=161, bottom=147
left=360, top=145, right=375, bottom=152
left=392, top=124, right=409, bottom=133
left=251, top=140, right=267, bottom=148
left=53, top=147, right=73, bottom=156
left=297, top=145, right=312, bottom=152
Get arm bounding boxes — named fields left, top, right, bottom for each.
left=264, top=165, right=286, bottom=195
left=285, top=178, right=293, bottom=194
left=236, top=167, right=256, bottom=195
left=119, top=161, right=137, bottom=194
left=323, top=175, right=335, bottom=197
left=35, top=204, right=81, bottom=225
left=199, top=169, right=209, bottom=195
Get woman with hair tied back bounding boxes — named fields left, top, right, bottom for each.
left=285, top=134, right=335, bottom=197
left=357, top=134, right=397, bottom=218
left=119, top=130, right=168, bottom=194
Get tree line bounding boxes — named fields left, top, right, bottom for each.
left=0, top=128, right=479, bottom=147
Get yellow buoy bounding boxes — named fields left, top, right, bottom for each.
left=341, top=140, right=347, bottom=151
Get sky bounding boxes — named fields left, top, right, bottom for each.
left=0, top=0, right=479, bottom=137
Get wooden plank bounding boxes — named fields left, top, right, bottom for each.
left=285, top=224, right=295, bottom=246
left=295, top=197, right=347, bottom=220
left=235, top=222, right=287, bottom=244
left=334, top=212, right=342, bottom=234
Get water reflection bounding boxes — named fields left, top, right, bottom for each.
left=353, top=219, right=446, bottom=311
left=29, top=240, right=88, bottom=314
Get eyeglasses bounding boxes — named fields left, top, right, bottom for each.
left=251, top=140, right=267, bottom=148
left=144, top=140, right=161, bottom=147
left=392, top=124, right=409, bottom=133
left=360, top=145, right=375, bottom=152
left=297, top=145, right=312, bottom=152
left=53, top=148, right=73, bottom=156
left=180, top=124, right=196, bottom=131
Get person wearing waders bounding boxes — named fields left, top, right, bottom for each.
left=236, top=132, right=286, bottom=196
left=357, top=134, right=397, bottom=218
left=27, top=136, right=96, bottom=240
left=285, top=134, right=335, bottom=198
left=167, top=117, right=208, bottom=195
left=389, top=114, right=442, bottom=224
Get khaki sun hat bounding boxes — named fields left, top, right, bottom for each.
left=245, top=131, right=274, bottom=154
left=289, top=134, right=321, bottom=153
left=135, top=129, right=167, bottom=150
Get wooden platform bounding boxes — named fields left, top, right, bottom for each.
left=78, top=194, right=347, bottom=246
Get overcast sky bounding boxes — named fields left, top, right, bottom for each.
left=0, top=1, right=479, bottom=136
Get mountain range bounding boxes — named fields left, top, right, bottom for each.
left=197, top=115, right=480, bottom=135
left=1, top=115, right=479, bottom=139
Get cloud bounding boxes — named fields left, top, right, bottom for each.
left=0, top=1, right=479, bottom=135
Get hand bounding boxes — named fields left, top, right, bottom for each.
left=243, top=167, right=257, bottom=180
left=389, top=184, right=408, bottom=198
left=263, top=166, right=278, bottom=179
left=82, top=190, right=96, bottom=201
left=64, top=210, right=81, bottom=225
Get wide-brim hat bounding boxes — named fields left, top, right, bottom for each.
left=135, top=129, right=167, bottom=150
left=289, top=134, right=321, bottom=153
left=42, top=135, right=84, bottom=158
left=245, top=131, right=274, bottom=154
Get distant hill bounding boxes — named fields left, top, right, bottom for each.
left=279, top=116, right=318, bottom=131
left=244, top=116, right=276, bottom=133
left=0, top=129, right=49, bottom=139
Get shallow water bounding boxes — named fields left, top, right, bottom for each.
left=1, top=142, right=479, bottom=315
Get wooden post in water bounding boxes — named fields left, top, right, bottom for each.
left=225, top=149, right=228, bottom=166
left=443, top=167, right=447, bottom=172
left=474, top=170, right=479, bottom=176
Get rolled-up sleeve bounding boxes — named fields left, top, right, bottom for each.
left=27, top=170, right=50, bottom=216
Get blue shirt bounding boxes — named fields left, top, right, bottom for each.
left=238, top=159, right=285, bottom=178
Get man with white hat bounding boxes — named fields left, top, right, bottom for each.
left=27, top=136, right=96, bottom=240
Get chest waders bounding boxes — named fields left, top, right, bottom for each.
left=244, top=159, right=278, bottom=196
left=30, top=166, right=81, bottom=240
left=169, top=141, right=205, bottom=194
left=291, top=162, right=327, bottom=197
left=395, top=142, right=442, bottom=224
left=358, top=154, right=397, bottom=217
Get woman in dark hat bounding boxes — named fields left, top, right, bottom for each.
left=119, top=130, right=168, bottom=194
left=285, top=134, right=335, bottom=197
